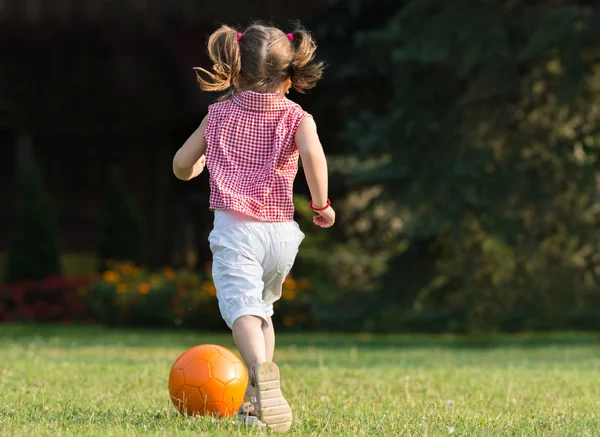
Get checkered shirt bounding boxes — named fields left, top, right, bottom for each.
left=204, top=91, right=311, bottom=222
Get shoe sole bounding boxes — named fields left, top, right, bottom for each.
left=255, top=362, right=292, bottom=432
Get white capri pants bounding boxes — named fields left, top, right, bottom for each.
left=208, top=210, right=305, bottom=330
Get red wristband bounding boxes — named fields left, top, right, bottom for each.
left=309, top=199, right=331, bottom=211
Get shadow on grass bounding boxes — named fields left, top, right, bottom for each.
left=1, top=323, right=599, bottom=350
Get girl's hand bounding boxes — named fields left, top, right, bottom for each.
left=313, top=206, right=335, bottom=228
left=190, top=154, right=206, bottom=177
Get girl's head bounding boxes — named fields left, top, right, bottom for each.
left=195, top=23, right=324, bottom=99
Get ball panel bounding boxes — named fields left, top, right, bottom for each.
left=183, top=358, right=211, bottom=388
left=212, top=345, right=242, bottom=363
left=210, top=356, right=238, bottom=384
left=233, top=361, right=248, bottom=381
left=168, top=369, right=185, bottom=397
left=172, top=349, right=196, bottom=370
left=200, top=378, right=225, bottom=402
left=171, top=384, right=199, bottom=414
left=195, top=344, right=221, bottom=362
left=184, top=390, right=209, bottom=416
left=179, top=384, right=199, bottom=400
left=221, top=378, right=246, bottom=410
left=206, top=401, right=231, bottom=418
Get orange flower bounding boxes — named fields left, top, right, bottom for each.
left=138, top=283, right=151, bottom=294
left=284, top=276, right=297, bottom=290
left=164, top=268, right=176, bottom=280
left=282, top=288, right=298, bottom=301
left=201, top=281, right=217, bottom=297
left=116, top=284, right=128, bottom=294
left=102, top=271, right=119, bottom=283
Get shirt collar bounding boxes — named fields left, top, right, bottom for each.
left=232, top=91, right=295, bottom=112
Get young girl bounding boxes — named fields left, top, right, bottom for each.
left=172, top=23, right=334, bottom=432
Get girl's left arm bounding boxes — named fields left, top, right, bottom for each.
left=173, top=115, right=208, bottom=181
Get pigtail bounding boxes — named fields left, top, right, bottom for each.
left=194, top=25, right=242, bottom=99
left=289, top=25, right=325, bottom=93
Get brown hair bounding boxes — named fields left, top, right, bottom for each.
left=194, top=23, right=324, bottom=100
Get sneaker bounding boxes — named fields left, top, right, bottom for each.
left=253, top=362, right=293, bottom=432
left=237, top=385, right=266, bottom=428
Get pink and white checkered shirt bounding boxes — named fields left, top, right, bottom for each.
left=204, top=91, right=311, bottom=222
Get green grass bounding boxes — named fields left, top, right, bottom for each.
left=1, top=326, right=600, bottom=436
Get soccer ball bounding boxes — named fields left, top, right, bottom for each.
left=168, top=344, right=248, bottom=417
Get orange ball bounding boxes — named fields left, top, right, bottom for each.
left=168, top=344, right=248, bottom=417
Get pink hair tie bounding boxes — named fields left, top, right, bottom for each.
left=237, top=32, right=243, bottom=41
left=286, top=33, right=294, bottom=41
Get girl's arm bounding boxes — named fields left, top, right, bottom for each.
left=296, top=117, right=335, bottom=228
left=173, top=115, right=208, bottom=181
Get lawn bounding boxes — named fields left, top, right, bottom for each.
left=1, top=326, right=599, bottom=436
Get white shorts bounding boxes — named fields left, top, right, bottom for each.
left=208, top=210, right=305, bottom=330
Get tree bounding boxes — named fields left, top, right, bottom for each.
left=312, top=0, right=600, bottom=331
left=6, top=163, right=61, bottom=282
left=98, top=165, right=145, bottom=270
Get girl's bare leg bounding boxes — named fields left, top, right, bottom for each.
left=264, top=317, right=275, bottom=362
left=232, top=315, right=267, bottom=370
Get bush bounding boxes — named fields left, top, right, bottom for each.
left=0, top=276, right=90, bottom=323
left=272, top=276, right=313, bottom=331
left=98, top=166, right=145, bottom=271
left=6, top=163, right=61, bottom=283
left=85, top=261, right=313, bottom=330
left=84, top=261, right=217, bottom=329
left=566, top=309, right=600, bottom=331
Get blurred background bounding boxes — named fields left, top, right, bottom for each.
left=2, top=0, right=600, bottom=334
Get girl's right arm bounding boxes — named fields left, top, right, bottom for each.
left=173, top=115, right=208, bottom=181
left=296, top=117, right=335, bottom=228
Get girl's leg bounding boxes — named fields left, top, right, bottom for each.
left=264, top=317, right=275, bottom=362
left=232, top=315, right=267, bottom=370
left=234, top=315, right=275, bottom=402
left=234, top=315, right=268, bottom=409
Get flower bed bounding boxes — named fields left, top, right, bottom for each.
left=1, top=261, right=313, bottom=330
left=0, top=276, right=91, bottom=323
left=84, top=261, right=313, bottom=330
